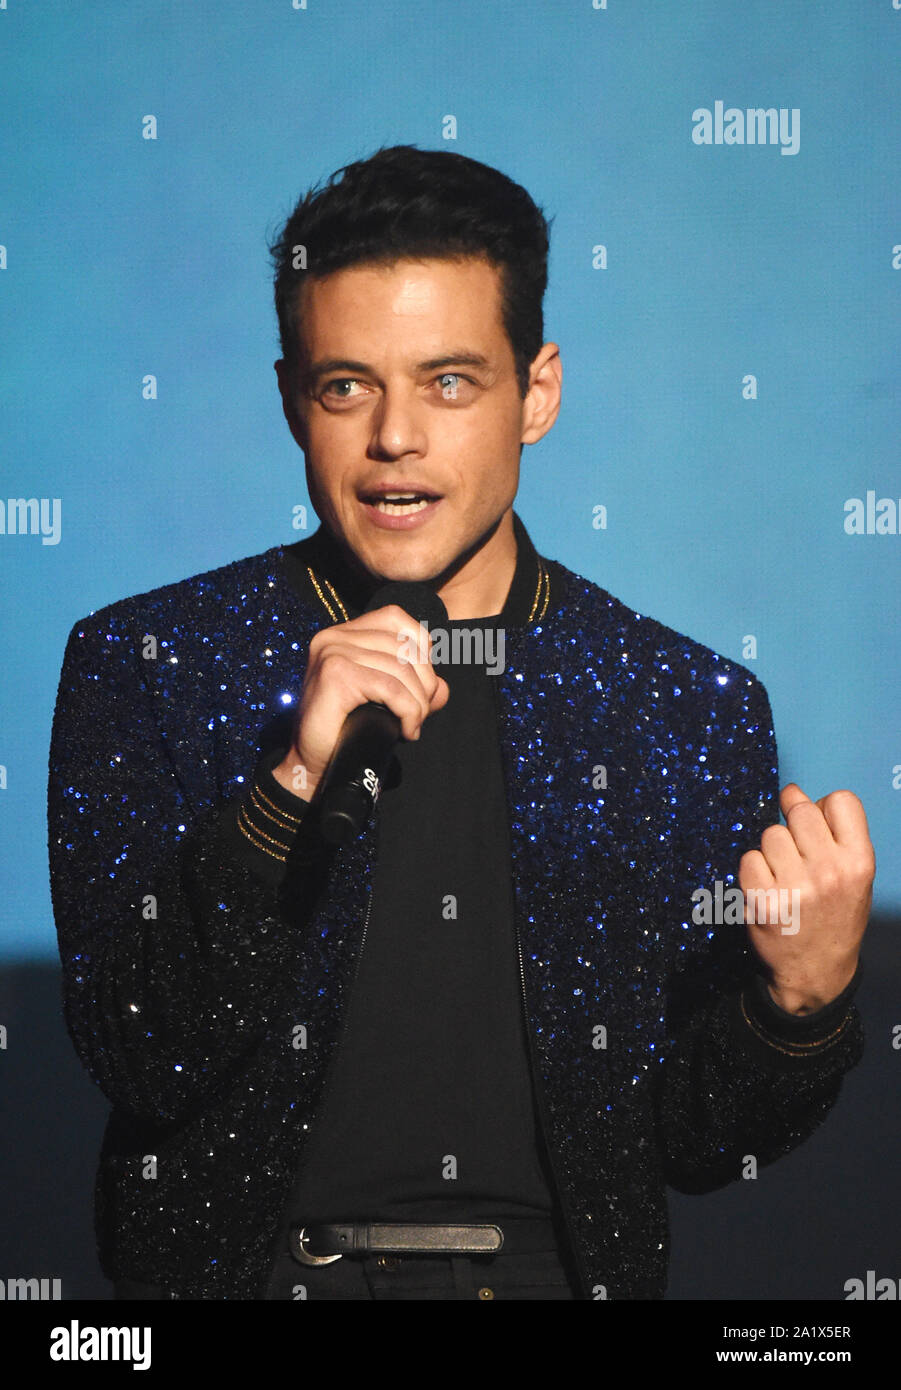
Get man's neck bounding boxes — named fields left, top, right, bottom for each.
left=318, top=510, right=519, bottom=622
left=434, top=510, right=518, bottom=620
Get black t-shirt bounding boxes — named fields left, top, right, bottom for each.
left=271, top=519, right=559, bottom=1224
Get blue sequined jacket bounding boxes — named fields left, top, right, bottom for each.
left=48, top=530, right=863, bottom=1299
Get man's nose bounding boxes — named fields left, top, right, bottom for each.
left=368, top=386, right=428, bottom=457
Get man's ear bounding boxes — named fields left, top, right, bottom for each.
left=275, top=358, right=308, bottom=453
left=520, top=343, right=562, bottom=447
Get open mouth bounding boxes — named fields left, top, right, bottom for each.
left=362, top=492, right=442, bottom=516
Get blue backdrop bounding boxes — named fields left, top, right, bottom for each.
left=1, top=0, right=899, bottom=959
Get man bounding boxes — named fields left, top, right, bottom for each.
left=48, top=145, right=874, bottom=1301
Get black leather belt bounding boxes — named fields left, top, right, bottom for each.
left=290, top=1220, right=555, bottom=1266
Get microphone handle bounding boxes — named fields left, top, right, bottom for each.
left=317, top=703, right=401, bottom=846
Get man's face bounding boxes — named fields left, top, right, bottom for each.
left=276, top=256, right=550, bottom=588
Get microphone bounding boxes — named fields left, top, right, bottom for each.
left=316, top=581, right=449, bottom=846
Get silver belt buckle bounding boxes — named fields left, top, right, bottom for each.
left=294, top=1226, right=343, bottom=1267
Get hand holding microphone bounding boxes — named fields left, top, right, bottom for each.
left=270, top=583, right=450, bottom=843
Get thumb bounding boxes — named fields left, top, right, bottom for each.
left=431, top=675, right=451, bottom=711
left=779, top=782, right=811, bottom=820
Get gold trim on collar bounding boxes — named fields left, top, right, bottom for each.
left=306, top=567, right=349, bottom=623
left=306, top=557, right=550, bottom=626
left=529, top=562, right=550, bottom=622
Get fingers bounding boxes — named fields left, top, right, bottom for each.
left=429, top=673, right=451, bottom=713
left=738, top=848, right=776, bottom=892
left=817, top=788, right=873, bottom=854
left=775, top=784, right=875, bottom=869
left=313, top=631, right=439, bottom=705
left=311, top=650, right=434, bottom=741
left=779, top=783, right=811, bottom=819
left=317, top=606, right=444, bottom=698
left=738, top=847, right=784, bottom=927
left=757, top=822, right=803, bottom=881
left=297, top=604, right=452, bottom=775
left=781, top=795, right=835, bottom=862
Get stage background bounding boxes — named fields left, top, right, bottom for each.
left=1, top=0, right=898, bottom=1300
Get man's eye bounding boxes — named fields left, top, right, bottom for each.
left=321, top=374, right=471, bottom=401
left=323, top=378, right=361, bottom=398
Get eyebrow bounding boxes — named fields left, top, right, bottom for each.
left=305, top=352, right=493, bottom=385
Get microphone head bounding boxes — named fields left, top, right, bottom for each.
left=363, top=581, right=448, bottom=632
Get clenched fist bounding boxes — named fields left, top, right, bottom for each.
left=739, top=785, right=875, bottom=1014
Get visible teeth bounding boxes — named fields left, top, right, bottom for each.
left=374, top=498, right=432, bottom=515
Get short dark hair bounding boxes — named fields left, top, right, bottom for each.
left=269, top=144, right=553, bottom=400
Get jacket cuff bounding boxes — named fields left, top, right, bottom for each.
left=219, top=747, right=312, bottom=888
left=733, top=960, right=863, bottom=1061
